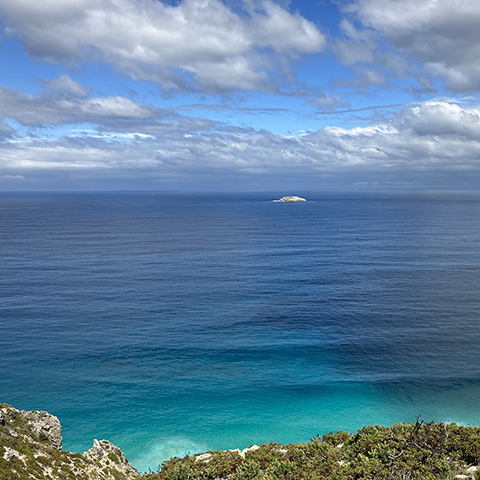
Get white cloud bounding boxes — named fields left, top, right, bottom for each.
left=312, top=94, right=351, bottom=112
left=2, top=100, right=480, bottom=189
left=332, top=20, right=375, bottom=67
left=333, top=39, right=373, bottom=67
left=391, top=101, right=480, bottom=139
left=0, top=87, right=157, bottom=126
left=0, top=84, right=224, bottom=136
left=1, top=174, right=25, bottom=180
left=70, top=96, right=155, bottom=119
left=0, top=0, right=325, bottom=94
left=348, top=0, right=480, bottom=93
left=43, top=74, right=91, bottom=98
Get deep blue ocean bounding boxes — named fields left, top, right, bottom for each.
left=2, top=191, right=480, bottom=473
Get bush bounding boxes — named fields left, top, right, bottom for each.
left=144, top=419, right=480, bottom=480
left=235, top=461, right=263, bottom=480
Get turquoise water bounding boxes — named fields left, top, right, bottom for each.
left=1, top=192, right=480, bottom=473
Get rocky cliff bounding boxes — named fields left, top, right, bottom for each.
left=0, top=403, right=139, bottom=480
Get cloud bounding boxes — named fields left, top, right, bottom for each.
left=335, top=66, right=387, bottom=90
left=0, top=120, right=15, bottom=140
left=0, top=0, right=325, bottom=94
left=390, top=101, right=480, bottom=139
left=331, top=20, right=375, bottom=67
left=311, top=94, right=351, bottom=112
left=1, top=174, right=25, bottom=180
left=348, top=0, right=480, bottom=93
left=0, top=86, right=155, bottom=126
left=2, top=100, right=480, bottom=190
left=0, top=82, right=224, bottom=135
left=43, top=74, right=91, bottom=98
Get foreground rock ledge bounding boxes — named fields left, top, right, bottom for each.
left=276, top=196, right=307, bottom=202
left=0, top=403, right=139, bottom=480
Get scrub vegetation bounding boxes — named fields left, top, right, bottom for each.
left=3, top=403, right=480, bottom=480
left=0, top=403, right=138, bottom=480
left=145, top=418, right=480, bottom=480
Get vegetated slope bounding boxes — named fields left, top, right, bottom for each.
left=2, top=402, right=480, bottom=480
left=0, top=403, right=139, bottom=480
left=145, top=418, right=480, bottom=480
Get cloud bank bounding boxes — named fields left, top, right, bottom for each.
left=1, top=0, right=480, bottom=190
left=349, top=0, right=480, bottom=93
left=1, top=81, right=480, bottom=189
left=0, top=0, right=325, bottom=94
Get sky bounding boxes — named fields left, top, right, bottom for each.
left=1, top=0, right=480, bottom=191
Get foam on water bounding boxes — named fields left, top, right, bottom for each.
left=132, top=437, right=209, bottom=474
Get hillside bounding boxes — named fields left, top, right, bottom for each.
left=2, top=403, right=480, bottom=480
left=145, top=419, right=480, bottom=480
left=0, top=403, right=139, bottom=480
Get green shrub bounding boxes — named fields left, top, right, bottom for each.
left=143, top=419, right=480, bottom=480
left=265, top=458, right=296, bottom=479
left=235, top=460, right=263, bottom=480
left=163, top=463, right=196, bottom=480
left=108, top=452, right=120, bottom=463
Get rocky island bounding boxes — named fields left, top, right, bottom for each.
left=2, top=403, right=480, bottom=480
left=276, top=196, right=307, bottom=202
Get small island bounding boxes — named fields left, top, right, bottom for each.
left=276, top=196, right=307, bottom=202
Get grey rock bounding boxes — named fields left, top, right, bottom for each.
left=225, top=445, right=261, bottom=458
left=21, top=409, right=63, bottom=450
left=195, top=452, right=213, bottom=463
left=1, top=403, right=139, bottom=479
left=85, top=439, right=124, bottom=461
left=242, top=445, right=260, bottom=456
left=227, top=448, right=242, bottom=455
left=455, top=466, right=480, bottom=478
left=84, top=439, right=140, bottom=478
left=3, top=447, right=16, bottom=461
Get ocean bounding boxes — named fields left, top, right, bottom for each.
left=1, top=191, right=480, bottom=473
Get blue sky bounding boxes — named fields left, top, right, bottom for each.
left=0, top=0, right=480, bottom=191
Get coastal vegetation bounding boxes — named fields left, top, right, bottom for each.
left=2, top=403, right=480, bottom=480
left=0, top=403, right=139, bottom=480
left=145, top=418, right=480, bottom=480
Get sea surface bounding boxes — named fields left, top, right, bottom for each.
left=1, top=191, right=480, bottom=473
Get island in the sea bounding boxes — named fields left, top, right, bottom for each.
left=276, top=196, right=307, bottom=202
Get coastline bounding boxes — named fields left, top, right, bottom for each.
left=3, top=403, right=480, bottom=480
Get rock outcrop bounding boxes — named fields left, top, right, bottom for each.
left=21, top=409, right=63, bottom=450
left=0, top=403, right=139, bottom=480
left=276, top=196, right=307, bottom=202
left=84, top=439, right=139, bottom=479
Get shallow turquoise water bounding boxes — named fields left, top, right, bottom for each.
left=1, top=192, right=480, bottom=473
